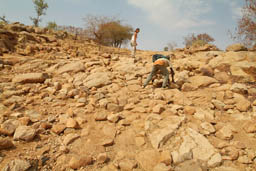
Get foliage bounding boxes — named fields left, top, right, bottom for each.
left=183, top=33, right=215, bottom=47
left=0, top=15, right=8, bottom=25
left=30, top=0, right=48, bottom=27
left=57, top=25, right=88, bottom=40
left=83, top=15, right=133, bottom=47
left=231, top=0, right=256, bottom=47
left=167, top=41, right=177, bottom=51
left=46, top=21, right=57, bottom=30
left=164, top=47, right=168, bottom=51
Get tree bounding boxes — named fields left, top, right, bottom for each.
left=98, top=21, right=133, bottom=47
left=167, top=41, right=177, bottom=51
left=83, top=15, right=133, bottom=47
left=30, top=0, right=48, bottom=27
left=58, top=25, right=87, bottom=40
left=46, top=21, right=57, bottom=30
left=183, top=33, right=215, bottom=47
left=0, top=15, right=8, bottom=24
left=231, top=0, right=256, bottom=47
left=163, top=47, right=168, bottom=51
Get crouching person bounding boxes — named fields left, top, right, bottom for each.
left=143, top=55, right=174, bottom=88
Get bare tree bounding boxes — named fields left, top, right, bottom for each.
left=230, top=0, right=256, bottom=47
left=167, top=41, right=177, bottom=51
left=0, top=15, right=8, bottom=24
left=30, top=0, right=48, bottom=27
left=183, top=33, right=215, bottom=47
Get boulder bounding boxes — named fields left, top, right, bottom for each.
left=3, top=159, right=31, bottom=171
left=188, top=76, right=218, bottom=88
left=136, top=150, right=160, bottom=171
left=84, top=72, right=111, bottom=88
left=13, top=126, right=36, bottom=141
left=69, top=155, right=93, bottom=169
left=63, top=133, right=80, bottom=145
left=149, top=123, right=181, bottom=149
left=0, top=137, right=14, bottom=150
left=187, top=128, right=216, bottom=161
left=12, top=73, right=48, bottom=84
left=57, top=62, right=85, bottom=74
left=226, top=43, right=247, bottom=52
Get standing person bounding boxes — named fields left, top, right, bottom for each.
left=130, top=28, right=140, bottom=58
left=143, top=55, right=175, bottom=88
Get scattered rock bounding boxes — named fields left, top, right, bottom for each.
left=12, top=73, right=48, bottom=83
left=0, top=137, right=14, bottom=149
left=57, top=62, right=85, bottom=74
left=63, top=133, right=80, bottom=145
left=136, top=150, right=160, bottom=171
left=118, top=159, right=137, bottom=171
left=208, top=153, right=222, bottom=167
left=66, top=118, right=79, bottom=128
left=13, top=126, right=36, bottom=141
left=69, top=155, right=93, bottom=169
left=97, top=153, right=108, bottom=164
left=51, top=124, right=66, bottom=135
left=3, top=159, right=31, bottom=171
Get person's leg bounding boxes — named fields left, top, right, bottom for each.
left=170, top=67, right=175, bottom=82
left=143, top=65, right=158, bottom=87
left=131, top=43, right=136, bottom=58
left=132, top=45, right=136, bottom=58
left=159, top=66, right=170, bottom=88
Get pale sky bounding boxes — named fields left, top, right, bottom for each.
left=0, top=0, right=245, bottom=51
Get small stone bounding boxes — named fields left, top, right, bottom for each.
left=3, top=159, right=31, bottom=171
left=221, top=146, right=239, bottom=160
left=212, top=99, right=225, bottom=110
left=81, top=127, right=90, bottom=136
left=201, top=122, right=216, bottom=134
left=63, top=133, right=80, bottom=145
left=243, top=122, right=256, bottom=133
left=19, top=117, right=30, bottom=126
left=216, top=125, right=233, bottom=140
left=13, top=126, right=36, bottom=141
left=135, top=137, right=145, bottom=147
left=51, top=124, right=66, bottom=135
left=208, top=153, right=222, bottom=168
left=107, top=114, right=121, bottom=123
left=69, top=155, right=93, bottom=169
left=119, top=119, right=131, bottom=126
left=253, top=99, right=256, bottom=106
left=153, top=163, right=172, bottom=171
left=12, top=73, right=48, bottom=84
left=238, top=155, right=252, bottom=164
left=0, top=137, right=14, bottom=150
left=101, top=137, right=114, bottom=146
left=0, top=119, right=20, bottom=135
left=66, top=118, right=79, bottom=128
left=118, top=159, right=137, bottom=171
left=59, top=145, right=69, bottom=154
left=95, top=113, right=108, bottom=121
left=97, top=153, right=108, bottom=164
left=152, top=104, right=165, bottom=114
left=159, top=150, right=172, bottom=166
left=40, top=122, right=52, bottom=129
left=184, top=106, right=196, bottom=115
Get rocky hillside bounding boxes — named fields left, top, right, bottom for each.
left=0, top=23, right=256, bottom=171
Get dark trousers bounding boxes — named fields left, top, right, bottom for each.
left=144, top=65, right=169, bottom=88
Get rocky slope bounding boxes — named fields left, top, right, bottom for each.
left=0, top=23, right=256, bottom=171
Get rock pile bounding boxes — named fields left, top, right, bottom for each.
left=0, top=23, right=256, bottom=170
